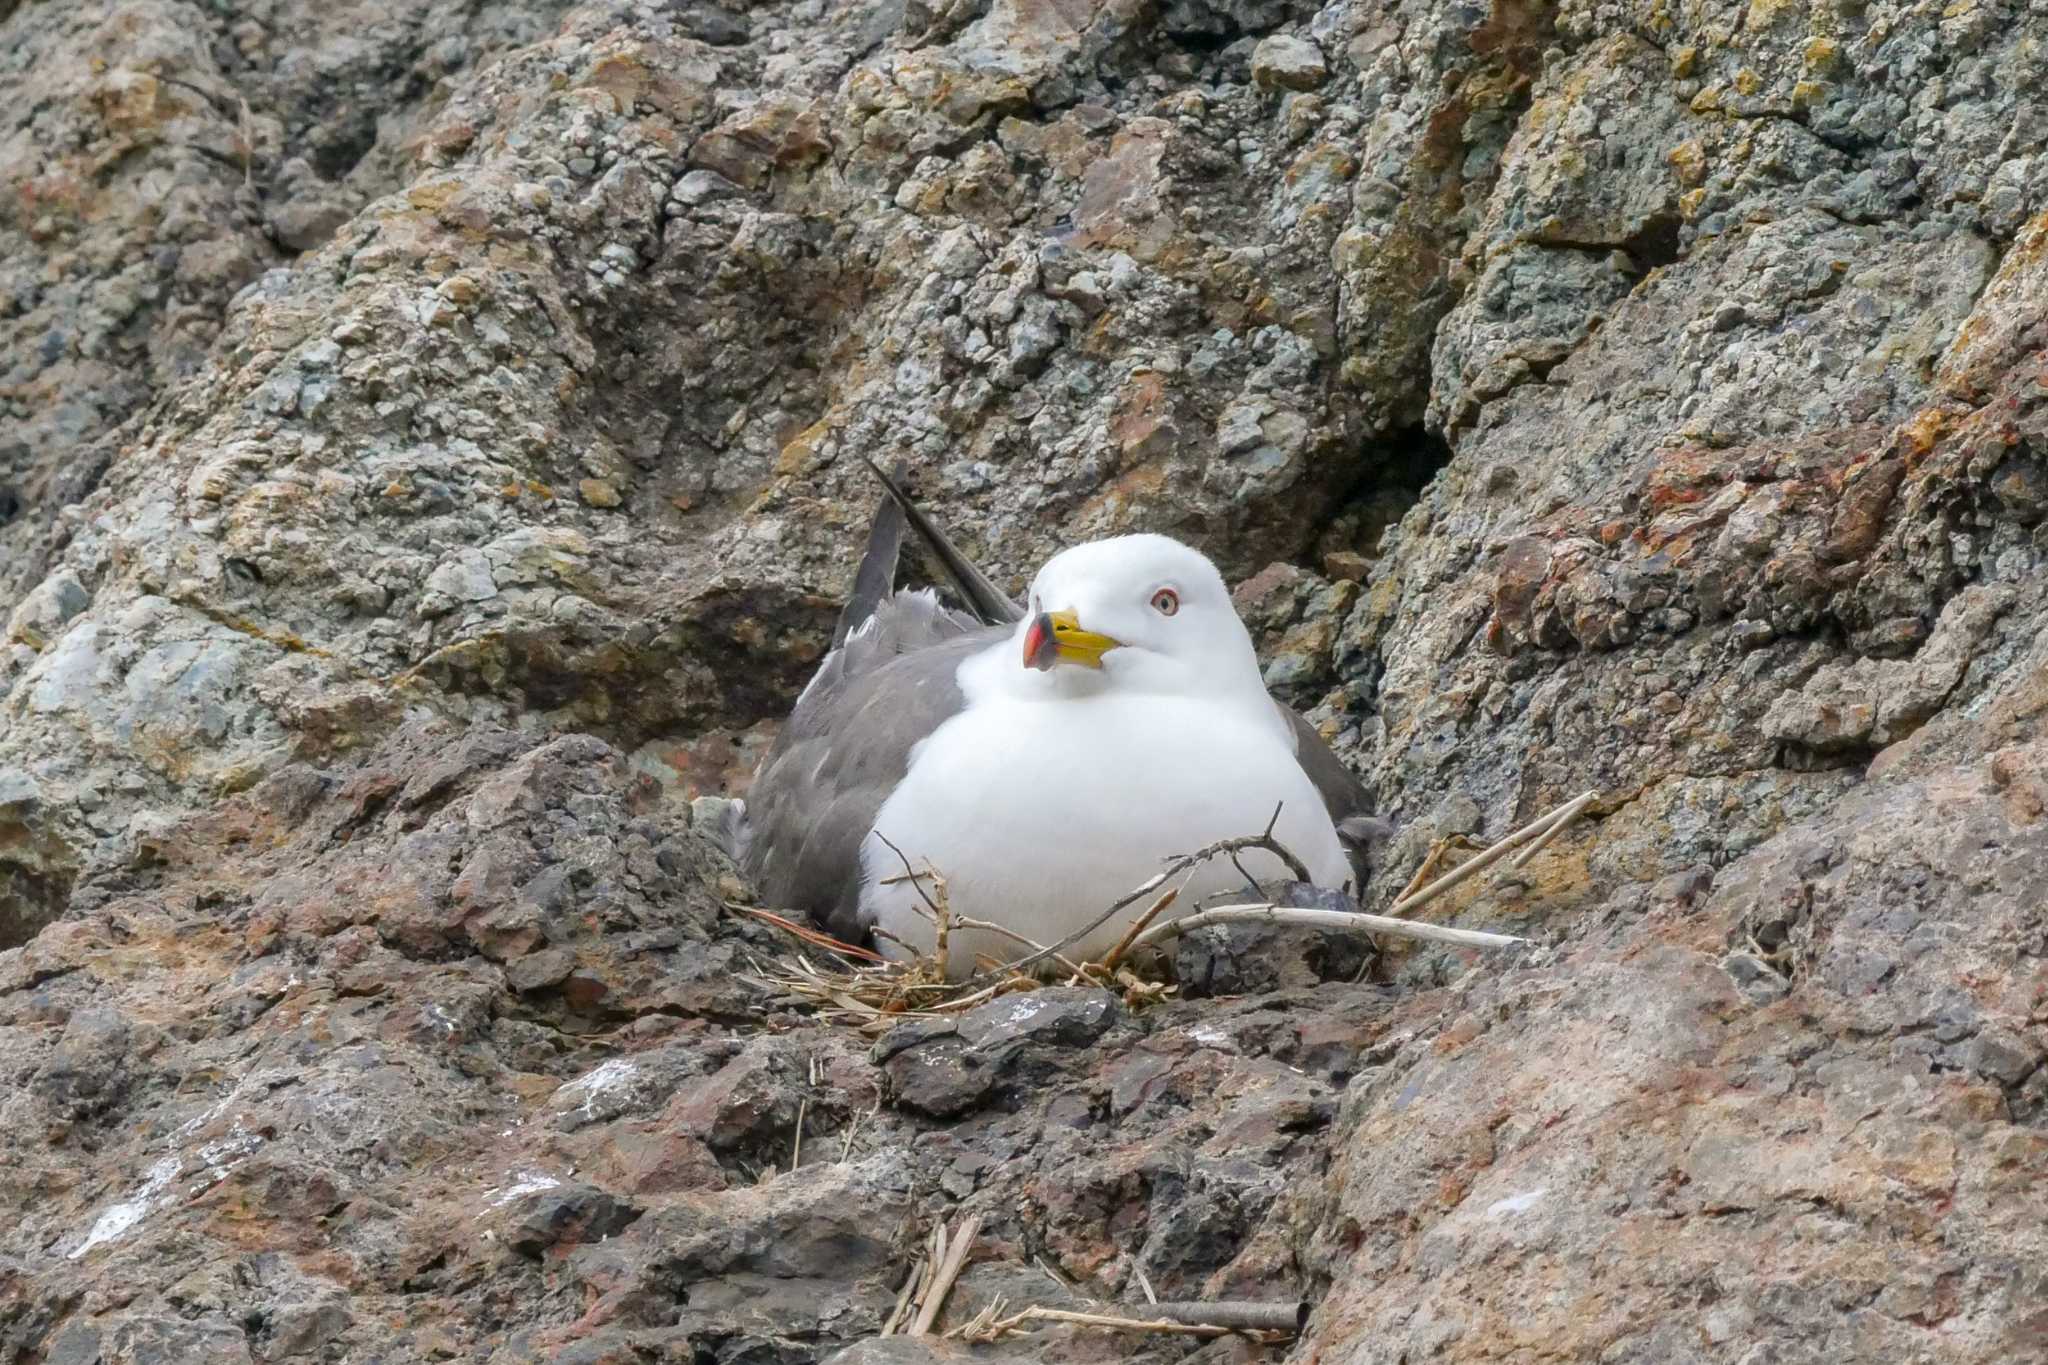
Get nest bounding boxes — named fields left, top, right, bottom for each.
left=734, top=792, right=1598, bottom=1032
left=734, top=870, right=1176, bottom=1034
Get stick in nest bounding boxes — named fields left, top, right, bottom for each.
left=789, top=1096, right=807, bottom=1173
left=949, top=913, right=1088, bottom=978
left=1132, top=903, right=1525, bottom=952
left=872, top=830, right=953, bottom=972
left=1147, top=1301, right=1307, bottom=1332
left=839, top=1103, right=875, bottom=1161
left=731, top=905, right=887, bottom=963
left=1122, top=790, right=1602, bottom=960
left=1508, top=789, right=1598, bottom=870
left=1393, top=833, right=1475, bottom=905
left=879, top=1257, right=924, bottom=1336
left=1088, top=883, right=1181, bottom=977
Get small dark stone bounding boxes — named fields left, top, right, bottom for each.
left=505, top=945, right=577, bottom=993
left=1967, top=1030, right=2044, bottom=1086
left=882, top=1035, right=997, bottom=1119
left=678, top=6, right=751, bottom=45
left=508, top=1182, right=643, bottom=1258
left=880, top=990, right=1118, bottom=1118
left=1650, top=864, right=1717, bottom=908
left=260, top=1299, right=352, bottom=1357
left=1722, top=953, right=1791, bottom=1004
left=42, top=1323, right=102, bottom=1365
left=955, top=988, right=1117, bottom=1050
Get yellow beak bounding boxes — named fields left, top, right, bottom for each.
left=1023, top=609, right=1122, bottom=671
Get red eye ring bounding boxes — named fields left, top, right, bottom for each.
left=1151, top=588, right=1179, bottom=616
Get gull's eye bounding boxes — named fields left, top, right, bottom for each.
left=1150, top=588, right=1179, bottom=616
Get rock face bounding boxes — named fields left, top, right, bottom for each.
left=2, top=0, right=2046, bottom=1360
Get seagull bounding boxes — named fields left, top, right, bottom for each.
left=737, top=463, right=1387, bottom=978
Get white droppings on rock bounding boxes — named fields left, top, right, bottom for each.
left=555, top=1058, right=637, bottom=1118
left=994, top=998, right=1049, bottom=1029
left=70, top=1155, right=182, bottom=1259
left=486, top=1171, right=563, bottom=1209
left=193, top=1124, right=266, bottom=1191
left=173, top=1096, right=233, bottom=1141
left=1485, top=1189, right=1547, bottom=1219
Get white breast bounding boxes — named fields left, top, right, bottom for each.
left=860, top=687, right=1350, bottom=978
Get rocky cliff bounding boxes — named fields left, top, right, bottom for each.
left=4, top=0, right=2046, bottom=1361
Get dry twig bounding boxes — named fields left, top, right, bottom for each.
left=875, top=832, right=954, bottom=970
left=1092, top=884, right=1181, bottom=975
left=1388, top=790, right=1601, bottom=918
left=1509, top=789, right=1599, bottom=870
left=1033, top=1255, right=1072, bottom=1290
left=1133, top=903, right=1525, bottom=952
left=948, top=1296, right=1010, bottom=1342
left=941, top=911, right=1089, bottom=978
left=840, top=1104, right=875, bottom=1161
left=1148, top=1300, right=1308, bottom=1332
left=879, top=1258, right=924, bottom=1336
left=1394, top=832, right=1476, bottom=904
left=910, top=1214, right=981, bottom=1335
left=735, top=948, right=1033, bottom=1036
left=731, top=905, right=886, bottom=962
left=962, top=1303, right=1293, bottom=1342
left=237, top=94, right=254, bottom=188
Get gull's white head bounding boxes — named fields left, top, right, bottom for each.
left=1010, top=534, right=1268, bottom=700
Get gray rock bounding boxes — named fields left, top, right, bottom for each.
left=504, top=1181, right=643, bottom=1258
left=1251, top=35, right=1327, bottom=91
left=878, top=989, right=1119, bottom=1118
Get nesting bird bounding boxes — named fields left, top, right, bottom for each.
left=738, top=464, right=1384, bottom=978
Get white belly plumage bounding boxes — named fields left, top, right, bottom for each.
left=860, top=690, right=1350, bottom=977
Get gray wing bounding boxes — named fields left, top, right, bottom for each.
left=1280, top=703, right=1392, bottom=887
left=741, top=592, right=1008, bottom=943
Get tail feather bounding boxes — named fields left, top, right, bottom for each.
left=693, top=795, right=747, bottom=863
left=860, top=456, right=1023, bottom=626
left=833, top=469, right=909, bottom=648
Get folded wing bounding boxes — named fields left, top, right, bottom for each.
left=741, top=480, right=1005, bottom=942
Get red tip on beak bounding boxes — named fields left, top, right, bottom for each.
left=1023, top=612, right=1057, bottom=671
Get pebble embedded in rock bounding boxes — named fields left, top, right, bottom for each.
left=436, top=274, right=482, bottom=306
left=1252, top=35, right=1329, bottom=92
